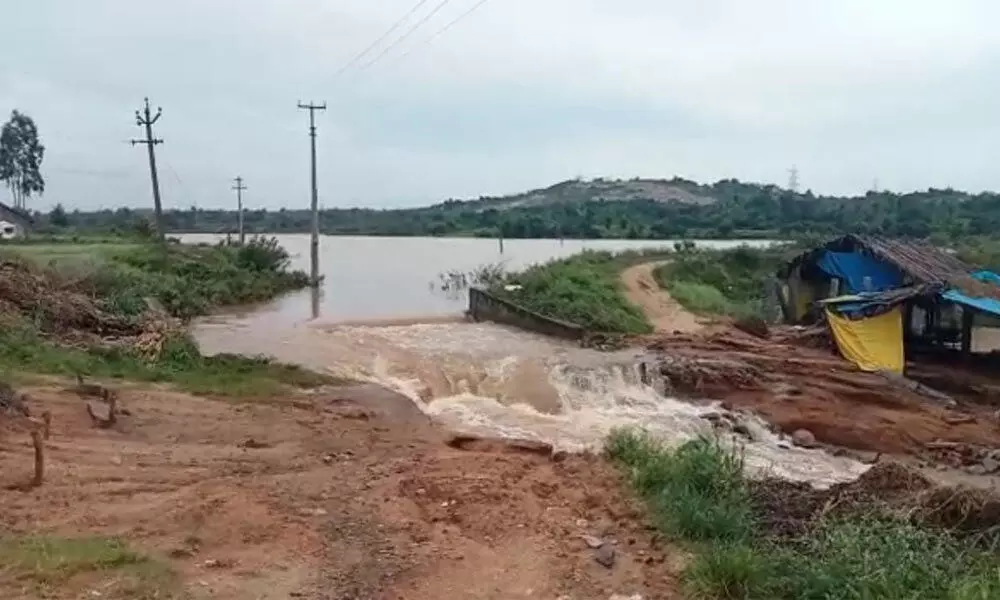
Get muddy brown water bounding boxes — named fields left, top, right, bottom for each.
left=190, top=235, right=865, bottom=487
left=179, top=234, right=775, bottom=323
left=194, top=315, right=868, bottom=488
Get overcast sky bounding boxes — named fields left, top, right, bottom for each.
left=2, top=0, right=999, bottom=211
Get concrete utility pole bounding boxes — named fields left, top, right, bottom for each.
left=232, top=176, right=247, bottom=244
left=131, top=98, right=165, bottom=241
left=297, top=101, right=326, bottom=287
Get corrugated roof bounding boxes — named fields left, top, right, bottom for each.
left=783, top=234, right=1000, bottom=300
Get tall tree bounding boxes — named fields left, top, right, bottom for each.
left=0, top=110, right=45, bottom=210
left=49, top=203, right=69, bottom=228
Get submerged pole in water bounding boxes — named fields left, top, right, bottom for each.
left=298, top=100, right=326, bottom=287
left=498, top=236, right=504, bottom=255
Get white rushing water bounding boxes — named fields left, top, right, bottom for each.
left=195, top=318, right=868, bottom=488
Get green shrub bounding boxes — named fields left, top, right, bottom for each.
left=685, top=543, right=773, bottom=600
left=764, top=518, right=1000, bottom=600
left=654, top=244, right=791, bottom=318
left=64, top=237, right=311, bottom=320
left=607, top=431, right=753, bottom=542
left=607, top=427, right=1000, bottom=600
left=496, top=250, right=655, bottom=334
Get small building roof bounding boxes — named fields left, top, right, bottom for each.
left=781, top=234, right=1000, bottom=300
left=0, top=202, right=35, bottom=226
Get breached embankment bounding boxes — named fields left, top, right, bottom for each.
left=194, top=315, right=870, bottom=487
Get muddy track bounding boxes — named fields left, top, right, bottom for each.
left=620, top=261, right=701, bottom=334
left=0, top=381, right=680, bottom=600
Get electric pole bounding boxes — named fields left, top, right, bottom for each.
left=297, top=101, right=326, bottom=287
left=232, top=176, right=247, bottom=244
left=131, top=98, right=165, bottom=241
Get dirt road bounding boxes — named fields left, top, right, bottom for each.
left=0, top=380, right=679, bottom=600
left=620, top=262, right=701, bottom=334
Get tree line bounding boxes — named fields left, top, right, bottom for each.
left=36, top=181, right=1000, bottom=241
left=5, top=108, right=1000, bottom=242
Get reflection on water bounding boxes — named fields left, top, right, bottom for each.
left=181, top=234, right=776, bottom=324
left=194, top=316, right=867, bottom=488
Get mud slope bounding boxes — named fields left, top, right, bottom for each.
left=0, top=381, right=680, bottom=600
left=620, top=262, right=701, bottom=334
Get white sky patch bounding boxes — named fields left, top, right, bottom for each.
left=2, top=0, right=999, bottom=210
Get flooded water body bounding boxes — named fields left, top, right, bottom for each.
left=190, top=235, right=867, bottom=487
left=181, top=234, right=773, bottom=324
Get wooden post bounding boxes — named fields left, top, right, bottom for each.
left=961, top=306, right=974, bottom=356
left=30, top=429, right=44, bottom=488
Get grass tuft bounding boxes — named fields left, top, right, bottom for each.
left=607, top=427, right=1000, bottom=600
left=685, top=542, right=772, bottom=600
left=0, top=535, right=179, bottom=599
left=607, top=430, right=753, bottom=542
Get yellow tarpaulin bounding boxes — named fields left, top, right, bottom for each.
left=825, top=307, right=904, bottom=374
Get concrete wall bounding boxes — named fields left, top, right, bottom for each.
left=468, top=286, right=585, bottom=341
left=0, top=219, right=22, bottom=240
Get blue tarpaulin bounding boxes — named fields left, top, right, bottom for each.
left=817, top=251, right=903, bottom=293
left=943, top=270, right=1000, bottom=318
left=972, top=270, right=1000, bottom=286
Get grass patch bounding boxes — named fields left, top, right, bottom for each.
left=0, top=534, right=179, bottom=599
left=4, top=236, right=310, bottom=320
left=666, top=281, right=759, bottom=319
left=494, top=249, right=675, bottom=334
left=0, top=324, right=334, bottom=397
left=0, top=235, right=333, bottom=397
left=606, top=430, right=753, bottom=543
left=654, top=243, right=793, bottom=319
left=606, top=429, right=1000, bottom=600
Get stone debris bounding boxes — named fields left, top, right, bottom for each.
left=594, top=544, right=616, bottom=568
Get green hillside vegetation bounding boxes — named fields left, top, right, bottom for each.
left=39, top=177, right=1000, bottom=240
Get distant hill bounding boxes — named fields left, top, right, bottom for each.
left=41, top=177, right=1000, bottom=240
left=463, top=178, right=718, bottom=210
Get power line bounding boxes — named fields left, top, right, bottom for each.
left=335, top=0, right=433, bottom=76
left=390, top=0, right=491, bottom=66
left=356, top=0, right=452, bottom=72
left=160, top=156, right=184, bottom=186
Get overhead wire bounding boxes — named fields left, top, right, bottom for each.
left=334, top=0, right=433, bottom=76
left=355, top=0, right=453, bottom=72
left=388, top=0, right=492, bottom=67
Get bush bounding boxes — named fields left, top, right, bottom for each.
left=70, top=237, right=311, bottom=320
left=607, top=431, right=753, bottom=542
left=685, top=543, right=773, bottom=600
left=496, top=251, right=656, bottom=334
left=655, top=244, right=791, bottom=318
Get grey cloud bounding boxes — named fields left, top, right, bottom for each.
left=2, top=0, right=999, bottom=211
